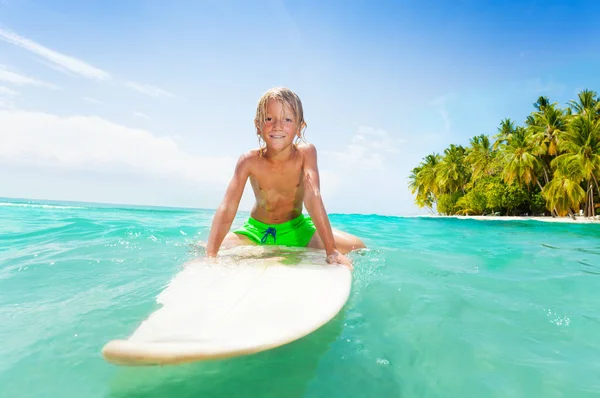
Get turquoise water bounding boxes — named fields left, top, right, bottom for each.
left=1, top=197, right=600, bottom=397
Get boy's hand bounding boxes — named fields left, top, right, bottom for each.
left=326, top=251, right=354, bottom=270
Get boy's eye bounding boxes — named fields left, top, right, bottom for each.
left=285, top=118, right=293, bottom=123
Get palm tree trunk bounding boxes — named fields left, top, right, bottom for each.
left=536, top=180, right=544, bottom=191
left=586, top=181, right=593, bottom=217
left=590, top=183, right=596, bottom=218
left=593, top=173, right=600, bottom=205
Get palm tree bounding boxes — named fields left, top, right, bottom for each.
left=527, top=101, right=567, bottom=192
left=542, top=160, right=586, bottom=217
left=529, top=102, right=566, bottom=158
left=501, top=127, right=545, bottom=190
left=533, top=95, right=551, bottom=112
left=493, top=118, right=516, bottom=150
left=409, top=165, right=432, bottom=210
left=555, top=114, right=600, bottom=216
left=466, top=135, right=496, bottom=183
left=436, top=144, right=469, bottom=194
left=409, top=153, right=442, bottom=211
left=568, top=89, right=599, bottom=118
left=501, top=126, right=556, bottom=216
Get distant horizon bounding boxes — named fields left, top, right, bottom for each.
left=1, top=195, right=209, bottom=211
left=0, top=195, right=424, bottom=217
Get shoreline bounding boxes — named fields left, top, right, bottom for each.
left=416, top=214, right=600, bottom=224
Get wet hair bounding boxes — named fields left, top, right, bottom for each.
left=254, top=87, right=307, bottom=155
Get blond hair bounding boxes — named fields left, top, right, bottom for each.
left=254, top=87, right=307, bottom=155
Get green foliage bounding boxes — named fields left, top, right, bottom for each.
left=408, top=154, right=441, bottom=211
left=436, top=144, right=469, bottom=194
left=484, top=178, right=505, bottom=212
left=437, top=192, right=463, bottom=215
left=528, top=191, right=546, bottom=215
left=456, top=186, right=487, bottom=215
left=542, top=160, right=587, bottom=216
left=502, top=183, right=529, bottom=215
left=454, top=176, right=529, bottom=215
left=409, top=89, right=600, bottom=217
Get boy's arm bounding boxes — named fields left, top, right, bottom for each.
left=302, top=144, right=350, bottom=266
left=205, top=154, right=250, bottom=257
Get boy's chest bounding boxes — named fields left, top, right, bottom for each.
left=251, top=162, right=304, bottom=192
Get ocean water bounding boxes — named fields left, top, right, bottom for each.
left=1, top=197, right=600, bottom=398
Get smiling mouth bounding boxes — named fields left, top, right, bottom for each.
left=269, top=135, right=285, bottom=139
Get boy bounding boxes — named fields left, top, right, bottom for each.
left=206, top=87, right=365, bottom=268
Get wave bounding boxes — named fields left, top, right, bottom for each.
left=0, top=202, right=84, bottom=210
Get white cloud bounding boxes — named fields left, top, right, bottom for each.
left=316, top=125, right=413, bottom=214
left=317, top=169, right=341, bottom=205
left=0, top=85, right=18, bottom=109
left=325, top=126, right=401, bottom=172
left=0, top=99, right=13, bottom=109
left=0, top=65, right=59, bottom=89
left=0, top=27, right=175, bottom=99
left=133, top=111, right=152, bottom=121
left=0, top=110, right=235, bottom=184
left=0, top=28, right=111, bottom=81
left=126, top=81, right=174, bottom=98
left=83, top=97, right=103, bottom=104
left=0, top=85, right=19, bottom=96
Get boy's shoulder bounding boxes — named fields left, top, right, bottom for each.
left=238, top=149, right=261, bottom=163
left=233, top=150, right=260, bottom=174
left=297, top=142, right=317, bottom=155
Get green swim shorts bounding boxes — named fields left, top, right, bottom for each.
left=233, top=214, right=316, bottom=247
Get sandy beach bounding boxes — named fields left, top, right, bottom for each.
left=418, top=215, right=600, bottom=224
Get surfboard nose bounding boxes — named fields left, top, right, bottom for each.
left=102, top=340, right=190, bottom=366
left=102, top=340, right=150, bottom=366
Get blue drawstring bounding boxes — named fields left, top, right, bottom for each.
left=261, top=227, right=277, bottom=244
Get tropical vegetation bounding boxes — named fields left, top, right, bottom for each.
left=409, top=90, right=600, bottom=218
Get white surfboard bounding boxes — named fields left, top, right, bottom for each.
left=102, top=246, right=352, bottom=366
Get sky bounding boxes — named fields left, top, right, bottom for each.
left=1, top=0, right=600, bottom=215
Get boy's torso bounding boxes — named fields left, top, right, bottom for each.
left=247, top=146, right=306, bottom=224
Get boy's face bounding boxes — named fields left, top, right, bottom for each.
left=257, top=98, right=300, bottom=151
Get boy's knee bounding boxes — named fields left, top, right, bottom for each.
left=351, top=237, right=366, bottom=250
left=340, top=236, right=365, bottom=254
